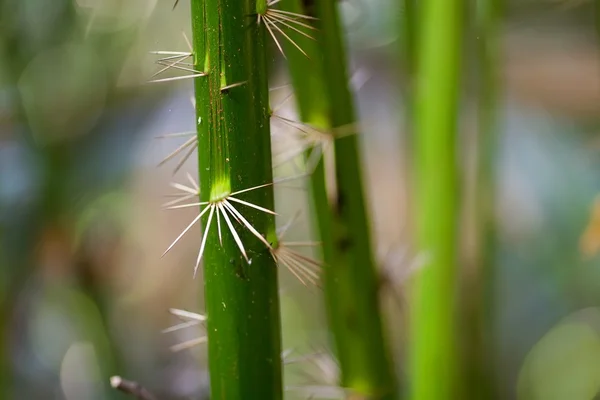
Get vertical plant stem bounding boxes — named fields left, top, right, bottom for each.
left=276, top=1, right=398, bottom=397
left=276, top=1, right=329, bottom=128
left=409, top=0, right=463, bottom=398
left=399, top=0, right=418, bottom=248
left=276, top=0, right=332, bottom=320
left=190, top=0, right=282, bottom=399
left=464, top=0, right=501, bottom=398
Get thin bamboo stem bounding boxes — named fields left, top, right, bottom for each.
left=409, top=0, right=463, bottom=398
left=276, top=0, right=398, bottom=397
left=190, top=0, right=282, bottom=398
left=463, top=0, right=501, bottom=398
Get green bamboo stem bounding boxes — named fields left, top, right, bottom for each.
left=190, top=0, right=282, bottom=399
left=399, top=0, right=418, bottom=247
left=277, top=1, right=397, bottom=397
left=475, top=0, right=501, bottom=249
left=464, top=0, right=501, bottom=398
left=276, top=1, right=328, bottom=128
left=409, top=0, right=463, bottom=398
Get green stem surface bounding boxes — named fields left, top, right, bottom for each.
left=280, top=1, right=397, bottom=397
left=463, top=0, right=501, bottom=398
left=409, top=0, right=463, bottom=398
left=190, top=0, right=282, bottom=398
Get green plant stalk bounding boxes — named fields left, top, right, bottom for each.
left=399, top=0, right=417, bottom=248
left=190, top=0, right=282, bottom=399
left=463, top=0, right=501, bottom=398
left=409, top=0, right=462, bottom=398
left=276, top=2, right=329, bottom=129
left=277, top=1, right=397, bottom=397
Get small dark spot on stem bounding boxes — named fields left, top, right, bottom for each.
left=334, top=192, right=346, bottom=216
left=233, top=258, right=248, bottom=280
left=336, top=235, right=353, bottom=252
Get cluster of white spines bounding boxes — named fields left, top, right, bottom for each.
left=150, top=2, right=329, bottom=284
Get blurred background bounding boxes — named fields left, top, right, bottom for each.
left=2, top=0, right=600, bottom=399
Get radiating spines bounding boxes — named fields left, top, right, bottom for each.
left=271, top=115, right=333, bottom=174
left=162, top=172, right=200, bottom=208
left=148, top=51, right=206, bottom=83
left=378, top=244, right=429, bottom=309
left=272, top=241, right=322, bottom=286
left=149, top=34, right=206, bottom=83
left=270, top=114, right=358, bottom=204
left=156, top=131, right=198, bottom=175
left=272, top=115, right=357, bottom=167
left=257, top=0, right=318, bottom=59
left=162, top=176, right=278, bottom=276
left=169, top=308, right=207, bottom=322
left=271, top=213, right=323, bottom=286
left=268, top=67, right=367, bottom=175
left=284, top=348, right=347, bottom=399
left=170, top=336, right=208, bottom=353
left=163, top=308, right=208, bottom=352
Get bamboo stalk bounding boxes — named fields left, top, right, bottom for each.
left=464, top=0, right=501, bottom=398
left=274, top=0, right=397, bottom=397
left=399, top=0, right=418, bottom=252
left=189, top=0, right=282, bottom=398
left=409, top=0, right=463, bottom=398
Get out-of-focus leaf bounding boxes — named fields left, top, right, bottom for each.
left=517, top=320, right=600, bottom=400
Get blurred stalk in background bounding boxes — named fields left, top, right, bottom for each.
left=189, top=0, right=282, bottom=398
left=275, top=0, right=397, bottom=396
left=304, top=0, right=398, bottom=397
left=462, top=0, right=502, bottom=398
left=399, top=0, right=418, bottom=247
left=409, top=0, right=463, bottom=399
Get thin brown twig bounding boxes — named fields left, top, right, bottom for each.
left=110, top=376, right=158, bottom=400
